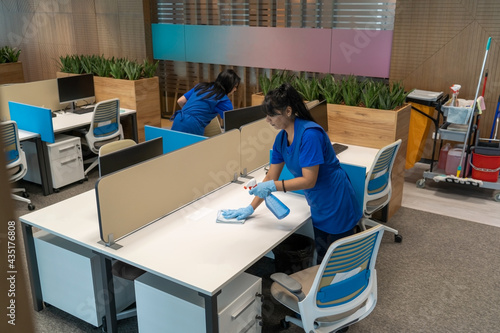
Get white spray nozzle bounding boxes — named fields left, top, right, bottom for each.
left=450, top=84, right=461, bottom=93
left=244, top=179, right=257, bottom=190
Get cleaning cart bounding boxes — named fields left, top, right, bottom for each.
left=415, top=37, right=500, bottom=202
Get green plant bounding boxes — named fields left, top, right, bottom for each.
left=123, top=60, right=143, bottom=80
left=390, top=81, right=413, bottom=109
left=80, top=55, right=95, bottom=75
left=0, top=46, right=21, bottom=63
left=142, top=59, right=158, bottom=78
left=360, top=79, right=380, bottom=109
left=294, top=75, right=320, bottom=101
left=92, top=55, right=111, bottom=77
left=109, top=58, right=127, bottom=79
left=319, top=74, right=342, bottom=104
left=258, top=70, right=296, bottom=95
left=341, top=75, right=362, bottom=106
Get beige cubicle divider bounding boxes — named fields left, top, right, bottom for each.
left=95, top=129, right=241, bottom=246
left=240, top=118, right=279, bottom=175
left=0, top=79, right=63, bottom=121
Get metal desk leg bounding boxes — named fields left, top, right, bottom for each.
left=199, top=290, right=221, bottom=333
left=96, top=253, right=118, bottom=333
left=21, top=223, right=43, bottom=311
left=34, top=137, right=53, bottom=196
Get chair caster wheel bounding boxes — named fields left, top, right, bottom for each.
left=395, top=234, right=403, bottom=243
left=85, top=176, right=89, bottom=181
left=280, top=318, right=290, bottom=329
left=53, top=188, right=60, bottom=193
left=336, top=327, right=349, bottom=333
left=28, top=204, right=35, bottom=211
left=22, top=191, right=29, bottom=198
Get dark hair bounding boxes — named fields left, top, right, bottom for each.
left=194, top=69, right=241, bottom=100
left=262, top=83, right=315, bottom=122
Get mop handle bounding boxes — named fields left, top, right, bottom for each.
left=456, top=37, right=491, bottom=177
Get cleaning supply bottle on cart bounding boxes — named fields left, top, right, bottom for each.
left=438, top=143, right=451, bottom=170
left=245, top=179, right=290, bottom=220
left=450, top=84, right=461, bottom=107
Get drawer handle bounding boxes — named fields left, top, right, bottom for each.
left=231, top=297, right=256, bottom=320
left=60, top=157, right=77, bottom=165
left=58, top=145, right=75, bottom=153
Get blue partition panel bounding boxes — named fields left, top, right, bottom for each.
left=9, top=101, right=55, bottom=143
left=340, top=163, right=366, bottom=216
left=144, top=126, right=206, bottom=154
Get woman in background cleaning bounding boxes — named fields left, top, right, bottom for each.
left=223, top=83, right=361, bottom=263
left=171, top=69, right=241, bottom=135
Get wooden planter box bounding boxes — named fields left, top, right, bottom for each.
left=0, top=62, right=24, bottom=84
left=93, top=76, right=161, bottom=142
left=251, top=93, right=265, bottom=106
left=327, top=103, right=411, bottom=221
left=56, top=73, right=161, bottom=142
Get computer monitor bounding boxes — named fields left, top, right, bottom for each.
left=223, top=105, right=266, bottom=132
left=56, top=73, right=95, bottom=111
left=98, top=137, right=163, bottom=177
left=307, top=99, right=328, bottom=131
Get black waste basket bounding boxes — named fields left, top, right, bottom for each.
left=273, top=234, right=315, bottom=274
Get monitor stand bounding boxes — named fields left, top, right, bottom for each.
left=68, top=101, right=77, bottom=113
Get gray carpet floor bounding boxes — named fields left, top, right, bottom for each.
left=13, top=170, right=500, bottom=332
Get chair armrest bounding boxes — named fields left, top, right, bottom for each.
left=271, top=273, right=306, bottom=301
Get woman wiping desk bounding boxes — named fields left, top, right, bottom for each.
left=223, top=83, right=362, bottom=264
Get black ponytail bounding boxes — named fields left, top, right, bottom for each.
left=195, top=69, right=241, bottom=100
left=263, top=83, right=315, bottom=122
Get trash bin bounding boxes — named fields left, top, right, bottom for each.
left=273, top=234, right=315, bottom=274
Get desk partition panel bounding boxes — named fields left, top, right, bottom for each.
left=9, top=102, right=55, bottom=143
left=144, top=125, right=207, bottom=154
left=95, top=129, right=241, bottom=245
left=0, top=79, right=62, bottom=121
left=239, top=118, right=279, bottom=175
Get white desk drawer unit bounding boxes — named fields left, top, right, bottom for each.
left=135, top=272, right=262, bottom=333
left=23, top=134, right=84, bottom=189
left=34, top=231, right=136, bottom=327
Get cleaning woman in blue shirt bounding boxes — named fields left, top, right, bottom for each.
left=223, top=83, right=362, bottom=263
left=171, top=69, right=241, bottom=136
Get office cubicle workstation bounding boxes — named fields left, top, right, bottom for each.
left=2, top=78, right=139, bottom=195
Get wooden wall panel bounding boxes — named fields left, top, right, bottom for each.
left=391, top=0, right=500, bottom=155
left=0, top=0, right=147, bottom=83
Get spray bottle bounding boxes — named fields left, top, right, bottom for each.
left=450, top=84, right=461, bottom=107
left=245, top=179, right=290, bottom=220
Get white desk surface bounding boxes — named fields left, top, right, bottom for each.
left=335, top=142, right=378, bottom=171
left=20, top=167, right=311, bottom=296
left=52, top=108, right=135, bottom=133
left=19, top=129, right=39, bottom=141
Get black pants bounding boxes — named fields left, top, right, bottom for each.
left=313, top=226, right=355, bottom=265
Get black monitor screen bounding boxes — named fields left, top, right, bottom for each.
left=307, top=100, right=328, bottom=132
left=57, top=73, right=95, bottom=105
left=99, top=137, right=163, bottom=177
left=223, top=105, right=266, bottom=132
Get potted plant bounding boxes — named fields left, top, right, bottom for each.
left=57, top=54, right=161, bottom=142
left=325, top=77, right=413, bottom=221
left=252, top=70, right=296, bottom=106
left=0, top=46, right=24, bottom=84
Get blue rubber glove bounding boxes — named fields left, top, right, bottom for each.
left=249, top=180, right=276, bottom=198
left=222, top=205, right=254, bottom=220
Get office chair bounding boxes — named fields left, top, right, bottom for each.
left=270, top=224, right=385, bottom=333
left=1, top=120, right=35, bottom=210
left=82, top=98, right=123, bottom=177
left=359, top=139, right=402, bottom=243
left=204, top=116, right=223, bottom=137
